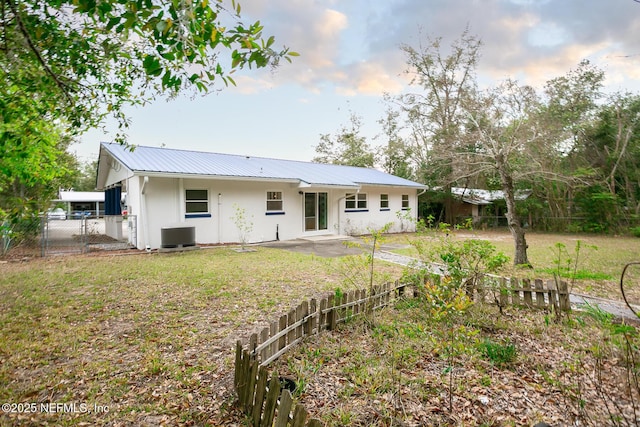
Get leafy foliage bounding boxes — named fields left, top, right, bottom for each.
left=2, top=0, right=296, bottom=141
left=1, top=0, right=296, bottom=251
left=231, top=203, right=254, bottom=249
left=314, top=113, right=376, bottom=167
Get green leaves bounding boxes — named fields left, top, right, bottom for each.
left=143, top=55, right=162, bottom=77
left=3, top=0, right=294, bottom=142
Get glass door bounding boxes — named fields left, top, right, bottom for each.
left=304, top=193, right=316, bottom=231
left=304, top=192, right=328, bottom=231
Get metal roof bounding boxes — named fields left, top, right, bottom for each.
left=57, top=191, right=104, bottom=202
left=100, top=143, right=426, bottom=189
left=452, top=187, right=531, bottom=203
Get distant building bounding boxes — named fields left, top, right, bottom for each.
left=450, top=187, right=531, bottom=226
left=55, top=190, right=105, bottom=218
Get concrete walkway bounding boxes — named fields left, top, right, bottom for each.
left=375, top=249, right=640, bottom=323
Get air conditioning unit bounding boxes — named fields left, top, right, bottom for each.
left=161, top=226, right=196, bottom=248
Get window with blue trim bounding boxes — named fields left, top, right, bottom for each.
left=401, top=194, right=410, bottom=210
left=346, top=193, right=367, bottom=210
left=266, top=191, right=283, bottom=212
left=380, top=194, right=389, bottom=210
left=186, top=189, right=209, bottom=217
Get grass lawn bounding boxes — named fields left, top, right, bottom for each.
left=385, top=229, right=640, bottom=302
left=0, top=230, right=638, bottom=425
left=0, top=247, right=406, bottom=426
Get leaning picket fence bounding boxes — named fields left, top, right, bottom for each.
left=234, top=281, right=409, bottom=426
left=233, top=277, right=570, bottom=426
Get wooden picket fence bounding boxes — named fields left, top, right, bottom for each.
left=233, top=282, right=410, bottom=427
left=233, top=277, right=570, bottom=426
left=466, top=276, right=571, bottom=312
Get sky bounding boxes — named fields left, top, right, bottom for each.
left=74, top=0, right=640, bottom=164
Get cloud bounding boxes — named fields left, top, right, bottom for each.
left=334, top=58, right=406, bottom=96
left=230, top=0, right=640, bottom=96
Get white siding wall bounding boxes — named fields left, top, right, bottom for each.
left=134, top=177, right=420, bottom=249
left=125, top=176, right=142, bottom=249
left=339, top=186, right=418, bottom=235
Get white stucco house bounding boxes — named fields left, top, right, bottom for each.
left=96, top=143, right=426, bottom=250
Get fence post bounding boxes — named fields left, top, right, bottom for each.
left=260, top=327, right=270, bottom=362
left=291, top=405, right=308, bottom=427
left=287, top=308, right=296, bottom=346
left=511, top=277, right=521, bottom=306
left=547, top=280, right=558, bottom=311
left=327, top=294, right=337, bottom=331
left=234, top=341, right=242, bottom=391
left=306, top=299, right=317, bottom=336
left=558, top=281, right=570, bottom=312
left=274, top=389, right=293, bottom=427
left=534, top=279, right=545, bottom=308
left=249, top=333, right=258, bottom=355
left=278, top=314, right=287, bottom=351
left=241, top=350, right=258, bottom=412
left=260, top=374, right=281, bottom=427
left=252, top=366, right=269, bottom=426
left=297, top=302, right=307, bottom=340
left=319, top=298, right=327, bottom=331
left=522, top=279, right=533, bottom=307
left=270, top=320, right=278, bottom=361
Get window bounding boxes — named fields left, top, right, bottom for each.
left=186, top=189, right=209, bottom=216
left=266, top=191, right=283, bottom=212
left=380, top=194, right=389, bottom=210
left=401, top=194, right=410, bottom=210
left=346, top=193, right=367, bottom=210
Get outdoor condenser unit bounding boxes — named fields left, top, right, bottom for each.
left=160, top=226, right=196, bottom=248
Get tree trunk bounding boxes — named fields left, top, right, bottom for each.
left=497, top=157, right=531, bottom=267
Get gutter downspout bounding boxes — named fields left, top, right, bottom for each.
left=141, top=176, right=150, bottom=252
left=217, top=193, right=222, bottom=244
left=416, top=188, right=427, bottom=224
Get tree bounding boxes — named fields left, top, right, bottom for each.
left=72, top=160, right=100, bottom=192
left=394, top=28, right=482, bottom=222
left=460, top=79, right=542, bottom=266
left=2, top=0, right=296, bottom=142
left=532, top=60, right=604, bottom=227
left=313, top=113, right=376, bottom=167
left=1, top=0, right=295, bottom=245
left=581, top=93, right=640, bottom=226
left=376, top=109, right=415, bottom=179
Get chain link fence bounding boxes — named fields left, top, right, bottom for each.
left=1, top=215, right=136, bottom=258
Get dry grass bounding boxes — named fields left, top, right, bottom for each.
left=1, top=231, right=639, bottom=426
left=386, top=229, right=640, bottom=302
left=0, top=247, right=402, bottom=426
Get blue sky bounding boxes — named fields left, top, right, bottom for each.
left=74, top=0, right=640, bottom=164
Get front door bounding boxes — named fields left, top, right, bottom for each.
left=304, top=192, right=328, bottom=231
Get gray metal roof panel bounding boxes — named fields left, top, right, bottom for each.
left=101, top=143, right=426, bottom=188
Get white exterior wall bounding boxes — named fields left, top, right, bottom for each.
left=128, top=176, right=420, bottom=249
left=339, top=186, right=418, bottom=235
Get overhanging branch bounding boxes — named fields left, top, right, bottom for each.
left=7, top=0, right=73, bottom=102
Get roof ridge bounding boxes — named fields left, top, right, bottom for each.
left=102, top=142, right=319, bottom=166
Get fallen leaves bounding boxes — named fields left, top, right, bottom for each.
left=273, top=304, right=640, bottom=426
